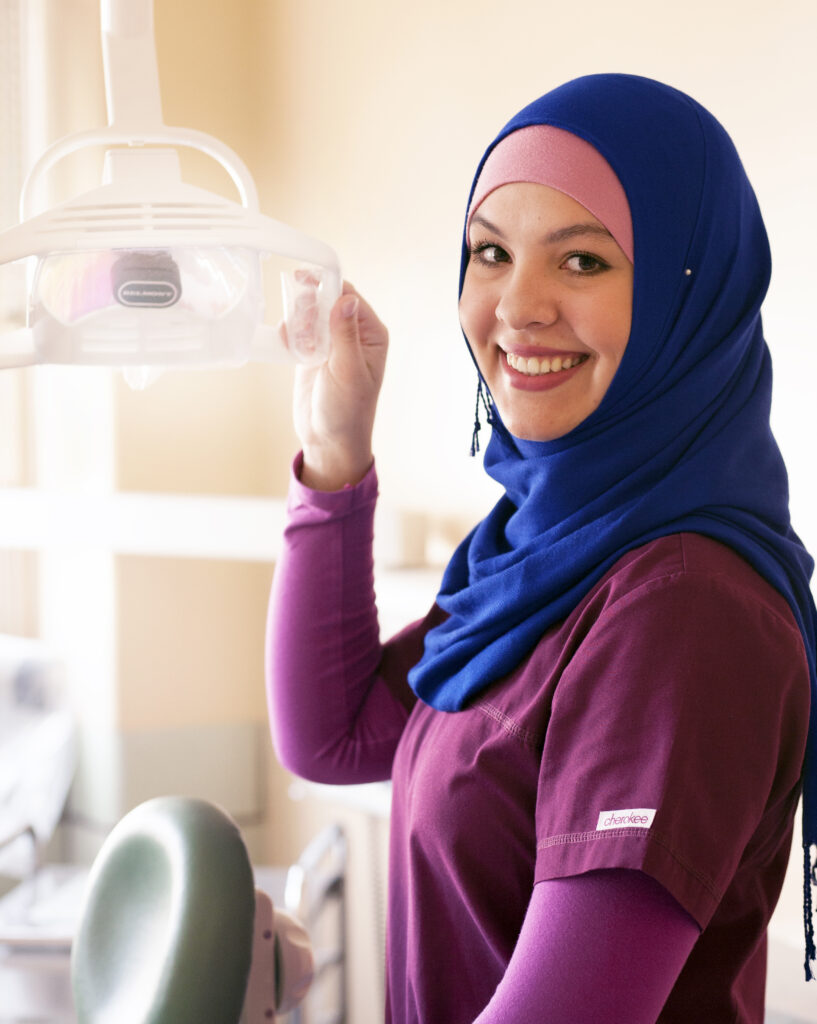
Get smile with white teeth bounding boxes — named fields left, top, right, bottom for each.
left=505, top=351, right=587, bottom=376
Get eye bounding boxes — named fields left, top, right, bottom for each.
left=562, top=251, right=610, bottom=275
left=469, top=240, right=511, bottom=267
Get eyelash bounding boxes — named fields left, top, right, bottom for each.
left=468, top=239, right=611, bottom=276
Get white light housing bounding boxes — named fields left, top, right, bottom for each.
left=0, top=0, right=340, bottom=384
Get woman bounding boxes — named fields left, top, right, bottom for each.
left=266, top=74, right=816, bottom=1022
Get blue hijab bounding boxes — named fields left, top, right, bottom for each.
left=407, top=73, right=817, bottom=976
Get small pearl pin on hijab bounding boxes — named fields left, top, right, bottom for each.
left=685, top=268, right=693, bottom=276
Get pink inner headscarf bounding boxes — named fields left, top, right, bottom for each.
left=467, top=124, right=634, bottom=263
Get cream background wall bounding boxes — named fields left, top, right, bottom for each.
left=12, top=1, right=816, bottom=1022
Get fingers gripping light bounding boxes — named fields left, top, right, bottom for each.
left=0, top=0, right=340, bottom=387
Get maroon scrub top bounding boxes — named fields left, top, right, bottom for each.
left=384, top=533, right=809, bottom=1024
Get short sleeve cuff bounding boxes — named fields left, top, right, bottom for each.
left=535, top=827, right=721, bottom=928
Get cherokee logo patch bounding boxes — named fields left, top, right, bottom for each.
left=596, top=808, right=656, bottom=831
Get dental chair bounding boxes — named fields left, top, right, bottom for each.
left=71, top=796, right=315, bottom=1024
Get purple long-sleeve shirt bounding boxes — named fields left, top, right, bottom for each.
left=266, top=456, right=808, bottom=1023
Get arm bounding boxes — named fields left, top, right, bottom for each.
left=266, top=457, right=412, bottom=784
left=475, top=869, right=700, bottom=1024
left=267, top=279, right=408, bottom=783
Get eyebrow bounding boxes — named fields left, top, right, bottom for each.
left=470, top=213, right=613, bottom=245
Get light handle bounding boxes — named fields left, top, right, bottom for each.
left=19, top=127, right=261, bottom=220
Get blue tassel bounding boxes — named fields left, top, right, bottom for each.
left=470, top=377, right=493, bottom=457
left=805, top=843, right=816, bottom=980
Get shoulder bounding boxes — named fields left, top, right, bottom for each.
left=540, top=534, right=810, bottom=787
left=580, top=532, right=801, bottom=640
left=466, top=532, right=809, bottom=760
left=551, top=533, right=810, bottom=729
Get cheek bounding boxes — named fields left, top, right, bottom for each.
left=459, top=285, right=493, bottom=347
left=586, top=285, right=632, bottom=363
left=611, top=276, right=634, bottom=358
left=610, top=301, right=632, bottom=365
left=458, top=300, right=493, bottom=382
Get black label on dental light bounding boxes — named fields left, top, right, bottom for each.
left=115, top=280, right=180, bottom=307
left=111, top=251, right=182, bottom=308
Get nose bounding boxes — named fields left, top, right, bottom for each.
left=495, top=265, right=559, bottom=331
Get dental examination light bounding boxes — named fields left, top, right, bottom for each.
left=0, top=0, right=339, bottom=388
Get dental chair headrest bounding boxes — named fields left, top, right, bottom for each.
left=71, top=796, right=256, bottom=1023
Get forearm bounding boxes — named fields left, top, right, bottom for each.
left=474, top=870, right=700, bottom=1024
left=265, top=456, right=409, bottom=784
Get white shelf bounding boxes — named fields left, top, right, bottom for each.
left=0, top=486, right=442, bottom=627
left=289, top=780, right=392, bottom=820
left=0, top=487, right=287, bottom=562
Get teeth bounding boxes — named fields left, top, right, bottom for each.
left=506, top=352, right=583, bottom=376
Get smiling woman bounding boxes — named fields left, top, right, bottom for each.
left=267, top=72, right=817, bottom=1024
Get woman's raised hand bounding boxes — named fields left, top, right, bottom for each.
left=282, top=272, right=388, bottom=491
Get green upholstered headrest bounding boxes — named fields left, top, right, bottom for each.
left=71, top=796, right=256, bottom=1024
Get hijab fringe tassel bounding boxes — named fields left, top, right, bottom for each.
left=470, top=377, right=494, bottom=457
left=805, top=842, right=817, bottom=980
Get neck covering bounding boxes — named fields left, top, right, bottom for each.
left=406, top=73, right=817, bottom=977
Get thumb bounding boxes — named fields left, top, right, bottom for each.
left=332, top=293, right=360, bottom=343
left=327, top=292, right=362, bottom=370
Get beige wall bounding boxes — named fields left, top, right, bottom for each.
left=13, top=1, right=817, bottom=1021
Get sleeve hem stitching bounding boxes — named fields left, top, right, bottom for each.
left=536, top=827, right=722, bottom=902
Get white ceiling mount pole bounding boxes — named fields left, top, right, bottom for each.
left=101, top=0, right=164, bottom=133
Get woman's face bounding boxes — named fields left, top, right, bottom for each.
left=459, top=182, right=633, bottom=442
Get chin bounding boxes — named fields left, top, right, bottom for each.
left=496, top=398, right=599, bottom=443
left=498, top=410, right=573, bottom=443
